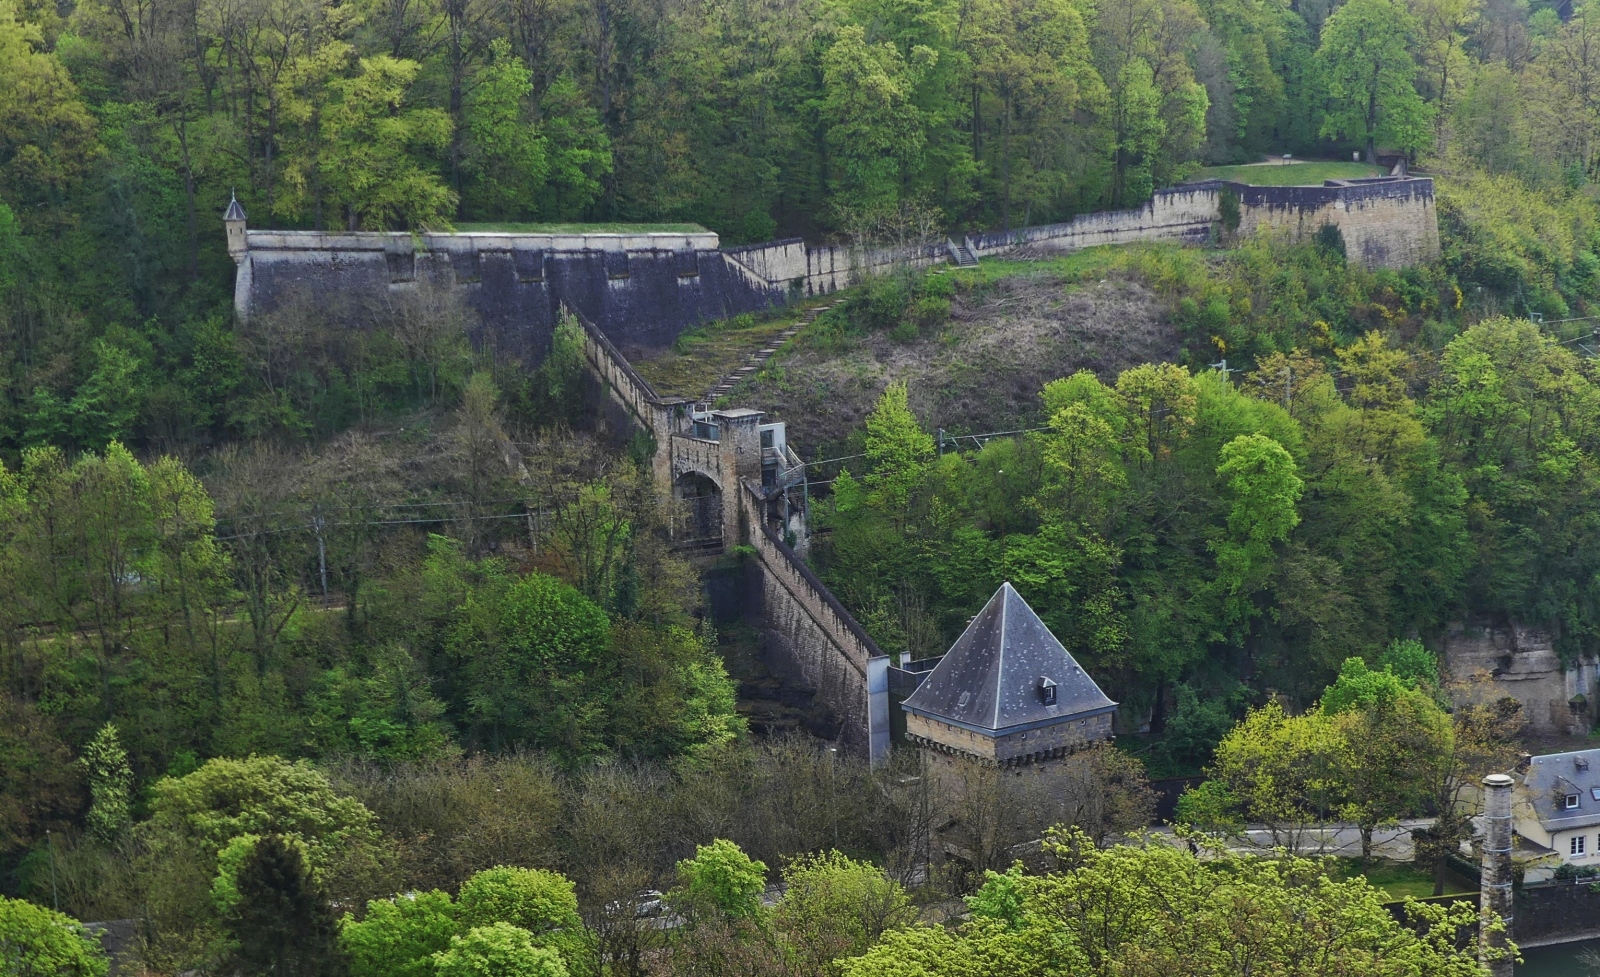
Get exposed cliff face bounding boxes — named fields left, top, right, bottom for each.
left=1443, top=622, right=1600, bottom=735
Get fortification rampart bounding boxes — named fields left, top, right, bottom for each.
left=967, top=184, right=1222, bottom=254
left=231, top=177, right=1438, bottom=362
left=968, top=178, right=1440, bottom=270
left=1230, top=178, right=1441, bottom=269
left=716, top=178, right=1438, bottom=300
left=738, top=480, right=888, bottom=756
left=568, top=318, right=891, bottom=756
left=575, top=310, right=887, bottom=758
left=723, top=238, right=948, bottom=297
left=236, top=228, right=777, bottom=365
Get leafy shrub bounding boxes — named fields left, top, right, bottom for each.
left=433, top=923, right=568, bottom=977
left=0, top=897, right=108, bottom=977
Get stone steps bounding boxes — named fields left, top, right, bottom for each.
left=697, top=305, right=833, bottom=409
left=948, top=240, right=979, bottom=267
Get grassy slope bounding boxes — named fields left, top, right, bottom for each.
left=454, top=221, right=709, bottom=233
left=630, top=301, right=829, bottom=399
left=730, top=248, right=1186, bottom=456
left=1187, top=161, right=1386, bottom=185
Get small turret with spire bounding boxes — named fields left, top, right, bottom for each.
left=224, top=191, right=248, bottom=263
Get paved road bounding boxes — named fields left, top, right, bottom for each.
left=1150, top=818, right=1437, bottom=859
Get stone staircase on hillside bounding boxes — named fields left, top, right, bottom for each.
left=948, top=238, right=979, bottom=267
left=698, top=304, right=835, bottom=409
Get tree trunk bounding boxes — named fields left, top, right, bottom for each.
left=450, top=30, right=465, bottom=215
left=1366, top=70, right=1379, bottom=164
left=1001, top=94, right=1012, bottom=231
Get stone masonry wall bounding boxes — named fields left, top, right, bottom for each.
left=968, top=184, right=1222, bottom=254
left=977, top=178, right=1441, bottom=271
left=238, top=229, right=779, bottom=366
left=1512, top=882, right=1600, bottom=948
left=723, top=238, right=949, bottom=298
left=235, top=179, right=1437, bottom=350
left=573, top=309, right=691, bottom=491
left=739, top=481, right=885, bottom=754
left=907, top=711, right=1113, bottom=765
left=1232, top=179, right=1441, bottom=269
left=573, top=319, right=886, bottom=758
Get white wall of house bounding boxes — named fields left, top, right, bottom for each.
left=1551, top=829, right=1600, bottom=863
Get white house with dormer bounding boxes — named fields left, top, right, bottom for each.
left=1513, top=749, right=1600, bottom=870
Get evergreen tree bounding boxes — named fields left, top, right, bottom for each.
left=81, top=723, right=132, bottom=842
left=226, top=834, right=344, bottom=977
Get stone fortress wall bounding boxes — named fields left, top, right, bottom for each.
left=1228, top=178, right=1441, bottom=269
left=723, top=177, right=1441, bottom=300
left=234, top=176, right=1441, bottom=366
left=235, top=228, right=772, bottom=365
left=229, top=179, right=1442, bottom=760
left=571, top=305, right=890, bottom=758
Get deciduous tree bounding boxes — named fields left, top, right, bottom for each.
left=1316, top=0, right=1431, bottom=162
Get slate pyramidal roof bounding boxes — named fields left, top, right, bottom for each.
left=901, top=582, right=1117, bottom=736
left=224, top=194, right=247, bottom=221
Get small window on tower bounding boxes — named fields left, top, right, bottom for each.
left=1040, top=677, right=1058, bottom=706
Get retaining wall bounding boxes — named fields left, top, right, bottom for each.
left=1515, top=881, right=1600, bottom=947
left=738, top=481, right=887, bottom=756
left=967, top=179, right=1440, bottom=271
left=1230, top=178, right=1442, bottom=269
left=723, top=238, right=948, bottom=297
left=576, top=312, right=886, bottom=758
left=237, top=229, right=779, bottom=365
left=968, top=184, right=1222, bottom=254
left=234, top=178, right=1438, bottom=355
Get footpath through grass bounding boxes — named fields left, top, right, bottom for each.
left=1185, top=160, right=1386, bottom=186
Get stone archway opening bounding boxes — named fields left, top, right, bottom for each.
left=675, top=470, right=723, bottom=546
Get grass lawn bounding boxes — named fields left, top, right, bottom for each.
left=1328, top=858, right=1475, bottom=901
left=1184, top=161, right=1386, bottom=186
left=454, top=221, right=708, bottom=234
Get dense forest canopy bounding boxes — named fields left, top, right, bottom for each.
left=1, top=0, right=1598, bottom=963
left=809, top=238, right=1600, bottom=770
left=4, top=0, right=1600, bottom=456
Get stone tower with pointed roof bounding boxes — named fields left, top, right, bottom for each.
left=224, top=194, right=248, bottom=264
left=902, top=582, right=1116, bottom=768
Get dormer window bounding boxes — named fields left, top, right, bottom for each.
left=1567, top=793, right=1582, bottom=810
left=1040, top=677, right=1057, bottom=706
